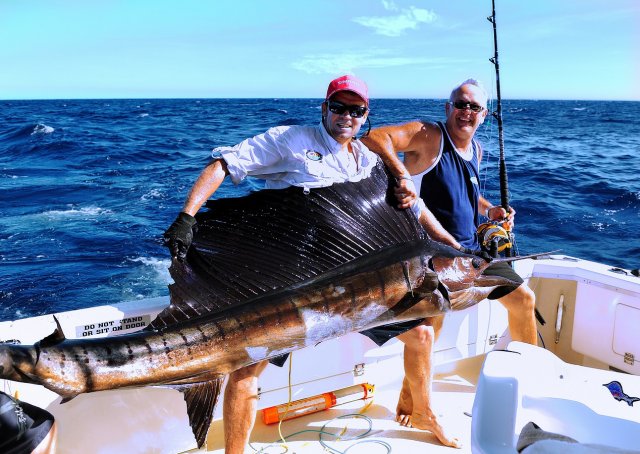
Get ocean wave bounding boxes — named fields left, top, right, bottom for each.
left=129, top=257, right=171, bottom=275
left=600, top=118, right=634, bottom=124
left=525, top=145, right=555, bottom=153
left=279, top=118, right=302, bottom=126
left=140, top=189, right=166, bottom=201
left=31, top=123, right=55, bottom=135
left=605, top=189, right=640, bottom=210
left=127, top=256, right=173, bottom=287
left=41, top=206, right=112, bottom=218
left=0, top=125, right=30, bottom=142
left=257, top=107, right=289, bottom=114
left=0, top=123, right=54, bottom=143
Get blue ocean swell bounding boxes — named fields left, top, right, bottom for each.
left=479, top=100, right=640, bottom=264
left=1, top=98, right=638, bottom=321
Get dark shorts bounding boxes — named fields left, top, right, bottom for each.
left=268, top=318, right=425, bottom=367
left=483, top=261, right=524, bottom=300
left=0, top=392, right=55, bottom=454
left=358, top=319, right=426, bottom=347
left=268, top=261, right=524, bottom=366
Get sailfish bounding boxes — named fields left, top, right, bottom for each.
left=0, top=161, right=523, bottom=447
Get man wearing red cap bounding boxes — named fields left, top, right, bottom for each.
left=164, top=74, right=457, bottom=453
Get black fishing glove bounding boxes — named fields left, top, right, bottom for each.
left=163, top=212, right=197, bottom=262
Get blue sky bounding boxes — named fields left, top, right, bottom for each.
left=1, top=0, right=638, bottom=100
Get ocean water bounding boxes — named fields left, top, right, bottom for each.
left=1, top=99, right=639, bottom=322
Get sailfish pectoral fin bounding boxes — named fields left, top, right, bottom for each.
left=169, top=377, right=225, bottom=448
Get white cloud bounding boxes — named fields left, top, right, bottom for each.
left=354, top=5, right=437, bottom=37
left=382, top=0, right=399, bottom=12
left=291, top=50, right=466, bottom=75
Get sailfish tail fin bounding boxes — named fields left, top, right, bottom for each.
left=171, top=377, right=225, bottom=448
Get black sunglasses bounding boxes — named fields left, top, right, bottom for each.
left=327, top=101, right=368, bottom=118
left=450, top=101, right=485, bottom=113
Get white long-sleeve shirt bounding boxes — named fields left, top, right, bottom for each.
left=213, top=122, right=424, bottom=217
left=212, top=122, right=378, bottom=190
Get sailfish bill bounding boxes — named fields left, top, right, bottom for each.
left=0, top=161, right=524, bottom=447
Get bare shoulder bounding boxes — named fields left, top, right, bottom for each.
left=406, top=120, right=441, bottom=155
left=373, top=120, right=435, bottom=135
left=365, top=120, right=441, bottom=154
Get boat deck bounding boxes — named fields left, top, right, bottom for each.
left=3, top=255, right=640, bottom=453
left=189, top=354, right=484, bottom=453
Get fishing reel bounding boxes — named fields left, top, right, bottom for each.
left=477, top=221, right=512, bottom=257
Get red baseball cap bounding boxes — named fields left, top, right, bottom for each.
left=325, top=75, right=369, bottom=106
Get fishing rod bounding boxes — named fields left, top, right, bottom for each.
left=482, top=0, right=514, bottom=258
left=485, top=1, right=546, bottom=328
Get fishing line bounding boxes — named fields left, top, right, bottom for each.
left=510, top=229, right=520, bottom=256
left=252, top=413, right=391, bottom=454
left=251, top=383, right=389, bottom=454
left=276, top=352, right=295, bottom=450
left=318, top=414, right=391, bottom=454
left=479, top=88, right=498, bottom=198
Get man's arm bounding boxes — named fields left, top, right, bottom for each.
left=479, top=195, right=515, bottom=229
left=363, top=121, right=440, bottom=209
left=362, top=122, right=421, bottom=209
left=164, top=159, right=230, bottom=261
left=363, top=122, right=462, bottom=249
left=417, top=204, right=462, bottom=249
left=363, top=121, right=441, bottom=167
left=363, top=121, right=433, bottom=174
left=182, top=159, right=230, bottom=216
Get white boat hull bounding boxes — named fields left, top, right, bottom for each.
left=1, top=255, right=639, bottom=453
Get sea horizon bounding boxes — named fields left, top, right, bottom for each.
left=1, top=97, right=638, bottom=321
left=2, top=97, right=639, bottom=103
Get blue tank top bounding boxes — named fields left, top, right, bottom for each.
left=416, top=121, right=481, bottom=249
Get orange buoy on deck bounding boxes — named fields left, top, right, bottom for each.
left=262, top=383, right=375, bottom=424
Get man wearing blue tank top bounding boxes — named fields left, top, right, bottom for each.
left=362, top=79, right=537, bottom=447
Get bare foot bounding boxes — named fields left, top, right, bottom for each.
left=395, top=378, right=413, bottom=427
left=409, top=411, right=462, bottom=449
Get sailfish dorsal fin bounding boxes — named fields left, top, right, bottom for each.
left=149, top=160, right=428, bottom=331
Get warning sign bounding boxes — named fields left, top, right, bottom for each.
left=75, top=314, right=152, bottom=338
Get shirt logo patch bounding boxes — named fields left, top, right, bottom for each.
left=470, top=176, right=479, bottom=185
left=305, top=150, right=323, bottom=162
